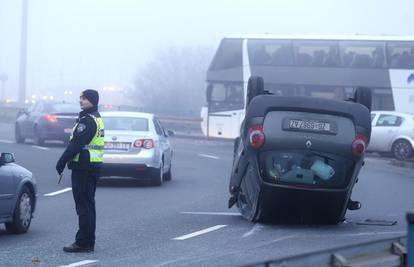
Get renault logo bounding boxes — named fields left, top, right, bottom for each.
left=305, top=140, right=312, bottom=148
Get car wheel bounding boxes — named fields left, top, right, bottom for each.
left=163, top=164, right=172, bottom=181
left=247, top=76, right=264, bottom=105
left=237, top=165, right=262, bottom=222
left=5, top=186, right=33, bottom=234
left=33, top=127, right=44, bottom=146
left=354, top=87, right=372, bottom=112
left=14, top=124, right=25, bottom=143
left=152, top=162, right=163, bottom=186
left=392, top=139, right=413, bottom=161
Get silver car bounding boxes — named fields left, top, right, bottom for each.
left=369, top=111, right=414, bottom=160
left=0, top=152, right=37, bottom=234
left=100, top=111, right=173, bottom=186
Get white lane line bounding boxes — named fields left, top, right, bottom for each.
left=32, top=145, right=50, bottom=151
left=242, top=223, right=265, bottom=238
left=58, top=260, right=99, bottom=267
left=173, top=225, right=227, bottom=241
left=0, top=139, right=14, bottom=143
left=44, top=188, right=72, bottom=197
left=181, top=211, right=241, bottom=216
left=198, top=153, right=220, bottom=160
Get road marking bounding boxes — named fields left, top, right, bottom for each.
left=0, top=139, right=14, bottom=143
left=32, top=145, right=50, bottom=151
left=181, top=211, right=241, bottom=216
left=173, top=225, right=227, bottom=241
left=242, top=223, right=265, bottom=238
left=58, top=260, right=99, bottom=267
left=198, top=153, right=220, bottom=160
left=44, top=188, right=72, bottom=197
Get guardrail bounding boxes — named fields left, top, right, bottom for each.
left=250, top=213, right=414, bottom=267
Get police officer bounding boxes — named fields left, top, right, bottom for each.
left=56, top=89, right=104, bottom=253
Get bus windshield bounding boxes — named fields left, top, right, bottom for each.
left=207, top=82, right=244, bottom=112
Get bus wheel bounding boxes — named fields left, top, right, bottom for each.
left=247, top=76, right=264, bottom=105
left=354, top=87, right=372, bottom=112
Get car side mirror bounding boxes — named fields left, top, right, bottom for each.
left=0, top=153, right=15, bottom=165
left=166, top=130, right=175, bottom=137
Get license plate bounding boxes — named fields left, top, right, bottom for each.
left=104, top=142, right=130, bottom=151
left=289, top=119, right=331, bottom=132
left=64, top=128, right=72, bottom=134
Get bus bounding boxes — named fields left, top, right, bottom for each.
left=201, top=34, right=414, bottom=139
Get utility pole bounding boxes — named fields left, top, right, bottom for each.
left=18, top=0, right=28, bottom=104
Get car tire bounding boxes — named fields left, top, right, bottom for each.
left=163, top=164, right=172, bottom=181
left=33, top=127, right=44, bottom=146
left=392, top=139, right=413, bottom=161
left=151, top=162, right=163, bottom=186
left=354, top=87, right=372, bottom=112
left=247, top=76, right=265, bottom=105
left=237, top=165, right=262, bottom=222
left=14, top=124, right=25, bottom=144
left=5, top=186, right=33, bottom=234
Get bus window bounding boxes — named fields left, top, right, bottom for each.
left=209, top=38, right=243, bottom=70
left=371, top=88, right=395, bottom=110
left=387, top=42, right=414, bottom=68
left=293, top=41, right=339, bottom=67
left=208, top=82, right=244, bottom=112
left=248, top=40, right=293, bottom=66
left=340, top=41, right=386, bottom=68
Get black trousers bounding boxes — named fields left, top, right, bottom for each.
left=71, top=169, right=99, bottom=247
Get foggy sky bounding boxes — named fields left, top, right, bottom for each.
left=0, top=0, right=413, bottom=101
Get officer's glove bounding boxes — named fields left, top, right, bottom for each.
left=56, top=159, right=66, bottom=175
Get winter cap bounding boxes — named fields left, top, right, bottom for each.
left=81, top=89, right=99, bottom=106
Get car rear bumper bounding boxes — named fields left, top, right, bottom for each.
left=39, top=125, right=72, bottom=141
left=101, top=163, right=159, bottom=179
left=103, top=150, right=160, bottom=168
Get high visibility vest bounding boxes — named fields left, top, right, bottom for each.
left=70, top=114, right=105, bottom=163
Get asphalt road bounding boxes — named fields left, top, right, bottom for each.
left=0, top=122, right=413, bottom=267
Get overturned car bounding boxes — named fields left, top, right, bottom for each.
left=228, top=76, right=372, bottom=224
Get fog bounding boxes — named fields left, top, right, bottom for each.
left=0, top=0, right=413, bottom=108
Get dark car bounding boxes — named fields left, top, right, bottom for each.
left=15, top=101, right=79, bottom=145
left=0, top=152, right=37, bottom=234
left=228, top=76, right=372, bottom=224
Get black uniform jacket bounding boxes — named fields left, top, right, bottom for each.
left=57, top=106, right=103, bottom=171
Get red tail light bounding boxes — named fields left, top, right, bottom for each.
left=133, top=139, right=154, bottom=149
left=352, top=134, right=367, bottom=157
left=45, top=114, right=58, bottom=123
left=248, top=125, right=265, bottom=149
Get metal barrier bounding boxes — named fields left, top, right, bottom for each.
left=251, top=235, right=407, bottom=267
left=408, top=212, right=414, bottom=267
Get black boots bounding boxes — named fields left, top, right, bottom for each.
left=63, top=242, right=94, bottom=253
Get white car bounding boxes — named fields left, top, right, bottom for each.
left=368, top=111, right=414, bottom=160
left=100, top=111, right=173, bottom=186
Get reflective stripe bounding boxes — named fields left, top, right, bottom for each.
left=83, top=145, right=104, bottom=150
left=89, top=151, right=104, bottom=158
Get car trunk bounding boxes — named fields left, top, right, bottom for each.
left=259, top=111, right=357, bottom=189
left=104, top=130, right=152, bottom=154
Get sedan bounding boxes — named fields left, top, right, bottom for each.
left=368, top=111, right=414, bottom=160
left=101, top=111, right=173, bottom=186
left=15, top=101, right=79, bottom=145
left=0, top=152, right=37, bottom=234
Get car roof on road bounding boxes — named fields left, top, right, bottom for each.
left=100, top=111, right=154, bottom=119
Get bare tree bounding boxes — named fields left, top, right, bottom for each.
left=131, top=46, right=214, bottom=117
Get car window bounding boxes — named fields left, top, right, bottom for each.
left=376, top=114, right=403, bottom=127
left=103, top=117, right=149, bottom=131
left=35, top=102, right=44, bottom=113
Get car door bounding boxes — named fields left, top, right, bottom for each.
left=0, top=162, right=16, bottom=216
left=20, top=103, right=36, bottom=136
left=153, top=118, right=171, bottom=170
left=371, top=114, right=403, bottom=151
